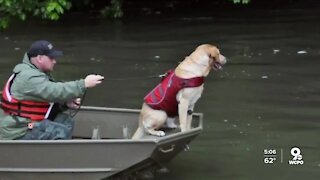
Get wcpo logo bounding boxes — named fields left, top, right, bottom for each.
left=288, top=147, right=304, bottom=165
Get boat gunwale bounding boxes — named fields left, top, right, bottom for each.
left=0, top=106, right=203, bottom=144
left=0, top=127, right=202, bottom=144
left=0, top=167, right=118, bottom=173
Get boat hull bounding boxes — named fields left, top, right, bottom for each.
left=0, top=106, right=203, bottom=180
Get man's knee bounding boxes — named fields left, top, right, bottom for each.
left=53, top=126, right=72, bottom=139
left=54, top=113, right=74, bottom=131
left=43, top=120, right=73, bottom=139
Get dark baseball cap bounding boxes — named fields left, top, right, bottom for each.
left=27, top=40, right=63, bottom=58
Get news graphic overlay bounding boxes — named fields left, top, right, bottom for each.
left=263, top=149, right=277, bottom=164
left=288, top=147, right=304, bottom=165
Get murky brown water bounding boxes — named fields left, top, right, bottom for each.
left=1, top=7, right=320, bottom=180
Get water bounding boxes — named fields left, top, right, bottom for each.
left=1, top=7, right=320, bottom=180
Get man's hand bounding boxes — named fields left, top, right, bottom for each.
left=66, top=98, right=81, bottom=109
left=85, top=74, right=104, bottom=88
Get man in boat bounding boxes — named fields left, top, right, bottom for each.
left=0, top=40, right=104, bottom=140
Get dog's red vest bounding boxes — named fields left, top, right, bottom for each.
left=144, top=70, right=204, bottom=117
left=0, top=74, right=60, bottom=121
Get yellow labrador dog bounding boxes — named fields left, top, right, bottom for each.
left=132, top=44, right=226, bottom=139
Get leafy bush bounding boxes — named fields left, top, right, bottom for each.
left=231, top=0, right=251, bottom=4
left=100, top=0, right=123, bottom=19
left=0, top=0, right=71, bottom=29
left=0, top=0, right=251, bottom=29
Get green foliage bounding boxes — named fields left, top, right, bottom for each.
left=43, top=0, right=72, bottom=20
left=0, top=0, right=71, bottom=29
left=0, top=0, right=252, bottom=30
left=100, top=0, right=123, bottom=19
left=231, top=0, right=251, bottom=4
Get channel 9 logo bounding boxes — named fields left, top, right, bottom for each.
left=288, top=147, right=304, bottom=165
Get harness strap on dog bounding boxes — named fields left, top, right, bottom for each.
left=144, top=69, right=204, bottom=117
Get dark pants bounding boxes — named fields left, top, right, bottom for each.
left=18, top=113, right=74, bottom=140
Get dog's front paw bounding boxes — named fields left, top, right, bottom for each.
left=156, top=131, right=166, bottom=137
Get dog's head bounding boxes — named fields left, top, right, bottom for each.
left=175, top=44, right=227, bottom=78
left=195, top=44, right=227, bottom=71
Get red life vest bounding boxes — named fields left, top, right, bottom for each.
left=0, top=74, right=60, bottom=121
left=144, top=70, right=204, bottom=117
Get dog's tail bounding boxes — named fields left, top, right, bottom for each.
left=131, top=126, right=144, bottom=139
